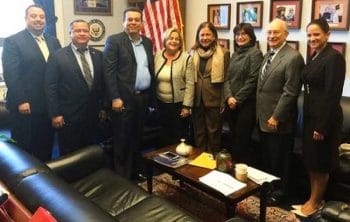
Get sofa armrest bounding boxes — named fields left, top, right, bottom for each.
left=46, top=145, right=108, bottom=183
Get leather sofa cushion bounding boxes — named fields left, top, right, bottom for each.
left=332, top=156, right=350, bottom=184
left=321, top=201, right=350, bottom=222
left=47, top=145, right=108, bottom=183
left=14, top=172, right=116, bottom=222
left=72, top=168, right=149, bottom=216
left=0, top=142, right=50, bottom=188
left=115, top=196, right=198, bottom=222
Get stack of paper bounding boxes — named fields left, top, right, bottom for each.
left=247, top=167, right=280, bottom=185
left=199, top=170, right=246, bottom=196
left=189, top=152, right=216, bottom=169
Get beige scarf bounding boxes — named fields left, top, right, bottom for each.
left=192, top=43, right=225, bottom=83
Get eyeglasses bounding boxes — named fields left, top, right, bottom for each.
left=235, top=32, right=248, bottom=37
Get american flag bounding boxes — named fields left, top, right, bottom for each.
left=142, top=0, right=183, bottom=53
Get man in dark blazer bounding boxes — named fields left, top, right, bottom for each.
left=2, top=5, right=61, bottom=161
left=45, top=20, right=105, bottom=156
left=256, top=19, right=304, bottom=203
left=104, top=7, right=155, bottom=179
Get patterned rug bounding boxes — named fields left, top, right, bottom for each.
left=138, top=173, right=300, bottom=222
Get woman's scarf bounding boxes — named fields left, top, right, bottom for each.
left=192, top=43, right=225, bottom=83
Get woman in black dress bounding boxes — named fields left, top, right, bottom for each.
left=300, top=18, right=345, bottom=216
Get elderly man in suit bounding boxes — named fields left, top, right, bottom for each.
left=2, top=5, right=61, bottom=161
left=256, top=18, right=304, bottom=204
left=45, top=20, right=105, bottom=156
left=104, top=7, right=156, bottom=179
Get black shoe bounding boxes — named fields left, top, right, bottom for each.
left=266, top=190, right=286, bottom=206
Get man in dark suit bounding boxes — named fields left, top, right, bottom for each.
left=2, top=5, right=61, bottom=161
left=104, top=7, right=155, bottom=179
left=45, top=20, right=105, bottom=156
left=256, top=18, right=304, bottom=203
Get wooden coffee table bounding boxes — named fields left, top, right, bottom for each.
left=143, top=145, right=269, bottom=222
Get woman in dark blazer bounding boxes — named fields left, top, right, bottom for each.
left=224, top=23, right=263, bottom=163
left=300, top=18, right=345, bottom=216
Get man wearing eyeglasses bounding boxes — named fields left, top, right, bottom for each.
left=256, top=18, right=304, bottom=204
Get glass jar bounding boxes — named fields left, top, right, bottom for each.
left=216, top=149, right=233, bottom=173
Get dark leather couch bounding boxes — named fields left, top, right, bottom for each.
left=0, top=141, right=198, bottom=222
left=325, top=96, right=350, bottom=203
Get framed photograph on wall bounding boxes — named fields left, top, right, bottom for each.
left=74, top=0, right=112, bottom=15
left=270, top=0, right=302, bottom=29
left=311, top=0, right=350, bottom=30
left=287, top=41, right=299, bottom=50
left=207, top=4, right=231, bottom=30
left=307, top=42, right=346, bottom=60
left=237, top=1, right=264, bottom=28
left=218, top=39, right=230, bottom=51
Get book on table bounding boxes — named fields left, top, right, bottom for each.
left=153, top=152, right=188, bottom=168
left=199, top=170, right=247, bottom=196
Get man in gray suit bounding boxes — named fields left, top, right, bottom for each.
left=256, top=19, right=304, bottom=203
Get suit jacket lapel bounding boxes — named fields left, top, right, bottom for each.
left=89, top=47, right=100, bottom=89
left=122, top=32, right=136, bottom=61
left=24, top=30, right=46, bottom=63
left=66, top=46, right=90, bottom=90
left=259, top=44, right=287, bottom=87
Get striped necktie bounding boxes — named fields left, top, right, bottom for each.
left=35, top=36, right=49, bottom=61
left=261, top=51, right=275, bottom=80
left=77, top=48, right=93, bottom=89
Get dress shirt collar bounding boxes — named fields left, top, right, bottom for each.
left=71, top=43, right=89, bottom=53
left=28, top=29, right=45, bottom=40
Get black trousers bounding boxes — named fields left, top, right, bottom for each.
left=226, top=99, right=256, bottom=164
left=259, top=130, right=294, bottom=194
left=112, top=94, right=149, bottom=179
left=158, top=101, right=189, bottom=146
left=10, top=112, right=53, bottom=161
left=57, top=119, right=97, bottom=156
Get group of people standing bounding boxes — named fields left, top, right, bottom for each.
left=2, top=5, right=346, bottom=218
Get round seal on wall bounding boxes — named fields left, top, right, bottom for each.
left=89, top=19, right=105, bottom=42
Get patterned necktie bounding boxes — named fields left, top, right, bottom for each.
left=261, top=51, right=275, bottom=80
left=77, top=48, right=93, bottom=89
left=35, top=36, right=49, bottom=61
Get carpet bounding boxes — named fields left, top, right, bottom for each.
left=138, top=173, right=301, bottom=222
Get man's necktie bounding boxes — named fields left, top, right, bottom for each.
left=35, top=36, right=49, bottom=61
left=77, top=48, right=93, bottom=89
left=261, top=51, right=275, bottom=80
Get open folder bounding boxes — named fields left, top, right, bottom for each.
left=189, top=152, right=216, bottom=169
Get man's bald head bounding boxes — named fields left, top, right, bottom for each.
left=267, top=18, right=289, bottom=50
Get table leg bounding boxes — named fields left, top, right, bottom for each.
left=145, top=163, right=153, bottom=194
left=226, top=202, right=236, bottom=218
left=259, top=182, right=269, bottom=222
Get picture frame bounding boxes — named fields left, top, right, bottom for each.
left=90, top=44, right=105, bottom=51
left=270, top=0, right=302, bottom=29
left=255, top=41, right=260, bottom=50
left=287, top=40, right=299, bottom=50
left=218, top=39, right=230, bottom=51
left=311, top=0, right=350, bottom=30
left=329, top=42, right=347, bottom=55
left=237, top=1, right=264, bottom=28
left=74, top=0, right=112, bottom=16
left=307, top=42, right=346, bottom=60
left=207, top=4, right=231, bottom=30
